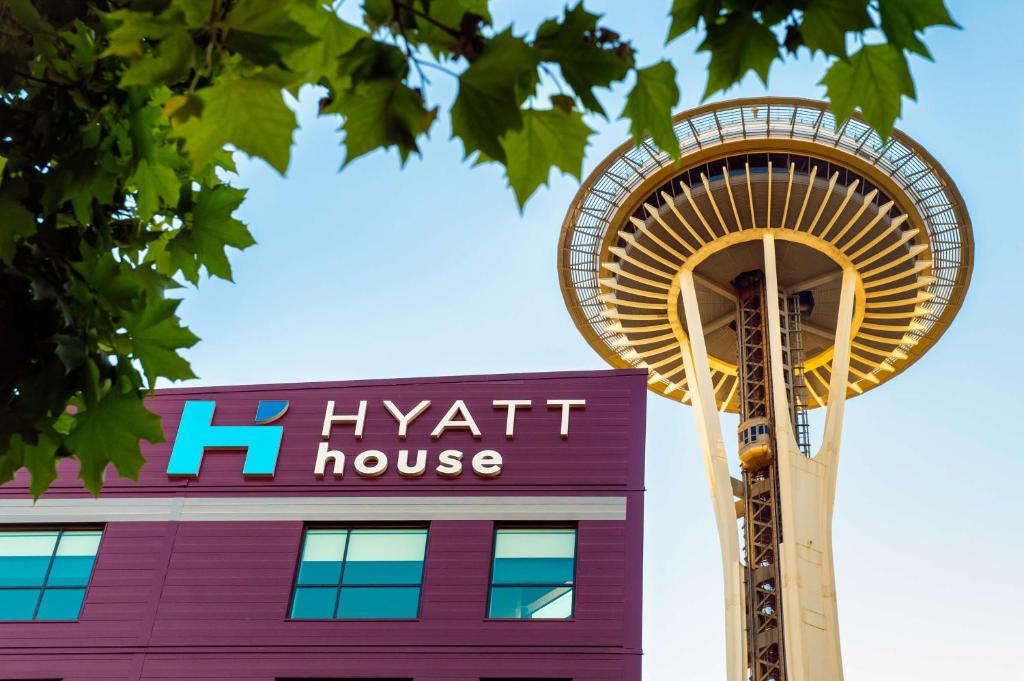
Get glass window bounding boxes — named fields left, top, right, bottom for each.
left=290, top=528, right=427, bottom=620
left=0, top=529, right=101, bottom=621
left=488, top=527, right=576, bottom=619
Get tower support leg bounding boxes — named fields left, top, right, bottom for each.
left=762, top=234, right=856, bottom=681
left=678, top=268, right=747, bottom=681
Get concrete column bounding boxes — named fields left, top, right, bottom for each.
left=678, top=269, right=746, bottom=681
left=763, top=234, right=854, bottom=681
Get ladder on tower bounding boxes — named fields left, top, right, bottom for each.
left=734, top=271, right=787, bottom=681
left=786, top=294, right=812, bottom=457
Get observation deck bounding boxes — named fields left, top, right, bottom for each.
left=558, top=98, right=973, bottom=410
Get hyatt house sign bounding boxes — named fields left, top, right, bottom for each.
left=166, top=397, right=587, bottom=480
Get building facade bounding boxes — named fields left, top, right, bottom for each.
left=0, top=369, right=646, bottom=681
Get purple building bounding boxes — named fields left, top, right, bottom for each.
left=0, top=369, right=646, bottom=681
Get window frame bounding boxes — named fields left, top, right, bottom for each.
left=0, top=525, right=104, bottom=622
left=485, top=523, right=579, bottom=621
left=286, top=523, right=429, bottom=622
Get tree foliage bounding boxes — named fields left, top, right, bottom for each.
left=0, top=0, right=956, bottom=496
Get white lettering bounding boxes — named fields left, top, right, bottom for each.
left=383, top=400, right=431, bottom=439
left=321, top=400, right=367, bottom=440
left=547, top=399, right=586, bottom=438
left=472, top=450, right=503, bottom=477
left=397, top=449, right=427, bottom=478
left=314, top=442, right=346, bottom=479
left=492, top=399, right=531, bottom=439
left=435, top=449, right=463, bottom=477
left=354, top=450, right=388, bottom=477
left=431, top=400, right=482, bottom=439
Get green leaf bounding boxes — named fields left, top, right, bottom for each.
left=621, top=61, right=680, bottom=159
left=5, top=0, right=47, bottom=33
left=54, top=334, right=87, bottom=373
left=407, top=0, right=491, bottom=54
left=450, top=30, right=539, bottom=162
left=223, top=0, right=317, bottom=67
left=668, top=0, right=712, bottom=43
left=123, top=298, right=199, bottom=385
left=130, top=158, right=180, bottom=221
left=286, top=5, right=366, bottom=81
left=534, top=3, right=633, bottom=116
left=425, top=0, right=491, bottom=26
left=878, top=0, right=959, bottom=58
left=500, top=108, right=592, bottom=208
left=119, top=28, right=196, bottom=86
left=169, top=76, right=298, bottom=173
left=4, top=432, right=60, bottom=499
left=699, top=12, right=778, bottom=98
left=66, top=391, right=164, bottom=494
left=24, top=443, right=59, bottom=499
left=102, top=9, right=175, bottom=58
left=332, top=79, right=438, bottom=166
left=334, top=38, right=409, bottom=88
left=801, top=0, right=873, bottom=59
left=0, top=197, right=36, bottom=264
left=72, top=249, right=145, bottom=310
left=820, top=44, right=916, bottom=139
left=172, top=0, right=214, bottom=28
left=362, top=0, right=394, bottom=27
left=760, top=1, right=802, bottom=26
left=173, top=184, right=255, bottom=282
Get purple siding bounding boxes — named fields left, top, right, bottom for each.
left=0, top=369, right=646, bottom=681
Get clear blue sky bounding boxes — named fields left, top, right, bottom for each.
left=171, top=2, right=1023, bottom=678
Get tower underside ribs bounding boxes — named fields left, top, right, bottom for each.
left=734, top=271, right=786, bottom=681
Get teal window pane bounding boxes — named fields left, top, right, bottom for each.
left=297, top=531, right=347, bottom=585
left=297, top=560, right=343, bottom=585
left=36, top=588, right=86, bottom=620
left=55, top=531, right=102, bottom=556
left=494, top=529, right=576, bottom=560
left=492, top=557, right=575, bottom=585
left=0, top=557, right=52, bottom=586
left=488, top=586, right=574, bottom=619
left=47, top=557, right=97, bottom=587
left=336, top=586, right=420, bottom=618
left=290, top=586, right=338, bottom=619
left=0, top=532, right=59, bottom=587
left=0, top=589, right=41, bottom=620
left=342, top=530, right=426, bottom=585
left=492, top=529, right=576, bottom=585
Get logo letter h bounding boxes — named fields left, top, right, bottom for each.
left=167, top=401, right=285, bottom=477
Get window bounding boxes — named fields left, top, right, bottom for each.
left=488, top=527, right=576, bottom=619
left=0, top=528, right=101, bottom=621
left=289, top=527, right=427, bottom=619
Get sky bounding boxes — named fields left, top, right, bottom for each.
left=170, top=2, right=1024, bottom=678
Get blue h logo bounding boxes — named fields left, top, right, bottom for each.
left=167, top=400, right=289, bottom=477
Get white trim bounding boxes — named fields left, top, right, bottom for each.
left=0, top=496, right=628, bottom=523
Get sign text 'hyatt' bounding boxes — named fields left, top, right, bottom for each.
left=166, top=397, right=586, bottom=480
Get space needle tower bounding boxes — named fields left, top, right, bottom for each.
left=557, top=98, right=972, bottom=680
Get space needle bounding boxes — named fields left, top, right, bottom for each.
left=557, top=98, right=972, bottom=680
